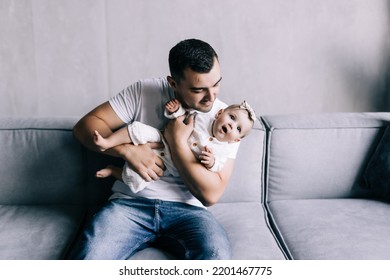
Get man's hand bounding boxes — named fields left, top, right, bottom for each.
left=164, top=113, right=195, bottom=147
left=119, top=142, right=165, bottom=182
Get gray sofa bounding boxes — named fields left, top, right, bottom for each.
left=1, top=113, right=389, bottom=260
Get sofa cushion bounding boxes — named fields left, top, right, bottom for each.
left=262, top=113, right=390, bottom=201
left=131, top=247, right=174, bottom=260
left=209, top=202, right=286, bottom=259
left=0, top=117, right=85, bottom=205
left=363, top=126, right=390, bottom=201
left=268, top=199, right=390, bottom=259
left=0, top=205, right=84, bottom=259
left=222, top=124, right=265, bottom=203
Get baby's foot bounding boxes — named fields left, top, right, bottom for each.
left=93, top=130, right=110, bottom=152
left=165, top=99, right=180, bottom=114
left=96, top=167, right=113, bottom=178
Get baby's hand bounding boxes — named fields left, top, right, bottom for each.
left=199, top=146, right=215, bottom=169
left=165, top=99, right=181, bottom=114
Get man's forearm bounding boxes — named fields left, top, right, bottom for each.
left=73, top=113, right=165, bottom=182
left=73, top=114, right=127, bottom=159
left=169, top=143, right=233, bottom=206
left=162, top=114, right=234, bottom=206
left=73, top=101, right=164, bottom=182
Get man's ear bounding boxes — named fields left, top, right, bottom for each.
left=167, top=76, right=177, bottom=89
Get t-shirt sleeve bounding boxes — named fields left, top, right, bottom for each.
left=109, top=81, right=142, bottom=124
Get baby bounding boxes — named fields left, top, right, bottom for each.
left=94, top=99, right=256, bottom=193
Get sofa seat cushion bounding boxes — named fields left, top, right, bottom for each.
left=131, top=247, right=174, bottom=260
left=0, top=205, right=84, bottom=259
left=210, top=202, right=286, bottom=259
left=268, top=199, right=390, bottom=259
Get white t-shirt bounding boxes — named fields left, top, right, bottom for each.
left=108, top=77, right=239, bottom=207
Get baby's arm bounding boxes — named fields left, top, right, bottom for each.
left=164, top=99, right=187, bottom=119
left=199, top=146, right=216, bottom=170
left=165, top=99, right=181, bottom=114
left=199, top=146, right=228, bottom=172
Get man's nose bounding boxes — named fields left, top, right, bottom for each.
left=211, top=86, right=219, bottom=97
left=205, top=88, right=217, bottom=101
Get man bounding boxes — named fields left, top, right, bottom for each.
left=71, top=39, right=238, bottom=259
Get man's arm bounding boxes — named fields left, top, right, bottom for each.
left=73, top=101, right=164, bottom=182
left=163, top=114, right=235, bottom=206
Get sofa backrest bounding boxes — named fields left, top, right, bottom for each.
left=262, top=113, right=390, bottom=202
left=0, top=116, right=266, bottom=208
left=3, top=113, right=388, bottom=207
left=221, top=122, right=266, bottom=203
left=0, top=117, right=85, bottom=205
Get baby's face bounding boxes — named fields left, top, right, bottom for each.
left=212, top=108, right=253, bottom=143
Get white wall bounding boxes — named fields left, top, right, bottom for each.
left=1, top=0, right=389, bottom=118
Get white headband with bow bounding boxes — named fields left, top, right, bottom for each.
left=240, top=100, right=256, bottom=122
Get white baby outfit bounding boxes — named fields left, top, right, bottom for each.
left=122, top=104, right=239, bottom=193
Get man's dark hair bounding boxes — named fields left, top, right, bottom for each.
left=169, top=39, right=219, bottom=82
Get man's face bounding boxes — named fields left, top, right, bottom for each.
left=169, top=58, right=222, bottom=113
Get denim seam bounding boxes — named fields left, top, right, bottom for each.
left=155, top=201, right=160, bottom=234
left=164, top=234, right=189, bottom=259
left=127, top=235, right=156, bottom=260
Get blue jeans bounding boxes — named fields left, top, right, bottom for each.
left=71, top=198, right=231, bottom=260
